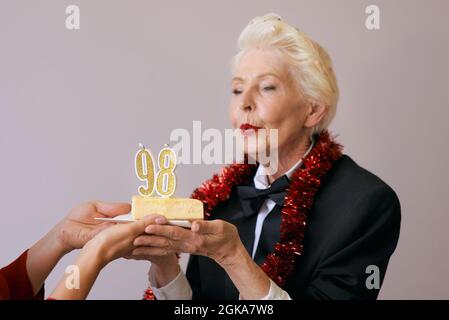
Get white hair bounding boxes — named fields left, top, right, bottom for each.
left=231, top=13, right=339, bottom=134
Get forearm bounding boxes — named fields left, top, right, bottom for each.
left=49, top=247, right=105, bottom=300
left=149, top=255, right=181, bottom=287
left=220, top=243, right=271, bottom=300
left=148, top=264, right=193, bottom=300
left=26, top=222, right=70, bottom=295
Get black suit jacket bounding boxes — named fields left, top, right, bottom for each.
left=186, top=155, right=401, bottom=300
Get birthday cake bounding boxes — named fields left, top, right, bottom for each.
left=131, top=196, right=204, bottom=221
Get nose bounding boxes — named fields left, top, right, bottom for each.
left=240, top=104, right=253, bottom=112
left=240, top=89, right=254, bottom=112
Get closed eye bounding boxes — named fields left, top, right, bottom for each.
left=263, top=86, right=276, bottom=91
left=232, top=89, right=242, bottom=95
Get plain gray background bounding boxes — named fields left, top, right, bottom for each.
left=1, top=0, right=448, bottom=299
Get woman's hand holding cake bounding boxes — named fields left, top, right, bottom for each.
left=135, top=219, right=243, bottom=266
left=133, top=219, right=272, bottom=299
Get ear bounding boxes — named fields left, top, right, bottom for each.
left=304, top=103, right=327, bottom=129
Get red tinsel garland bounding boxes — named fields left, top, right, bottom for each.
left=143, top=130, right=342, bottom=299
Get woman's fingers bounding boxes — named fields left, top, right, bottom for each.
left=93, top=201, right=132, bottom=217
left=134, top=235, right=171, bottom=248
left=191, top=220, right=223, bottom=234
left=145, top=224, right=192, bottom=241
left=131, top=215, right=167, bottom=234
left=100, top=215, right=165, bottom=245
left=133, top=234, right=197, bottom=254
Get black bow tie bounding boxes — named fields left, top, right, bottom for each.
left=237, top=175, right=290, bottom=217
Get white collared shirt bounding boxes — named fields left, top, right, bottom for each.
left=148, top=139, right=315, bottom=300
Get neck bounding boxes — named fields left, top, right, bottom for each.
left=264, top=134, right=312, bottom=184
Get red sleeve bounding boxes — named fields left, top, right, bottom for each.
left=0, top=250, right=45, bottom=300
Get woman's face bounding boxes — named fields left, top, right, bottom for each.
left=229, top=48, right=310, bottom=160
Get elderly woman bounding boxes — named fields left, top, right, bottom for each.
left=130, top=13, right=401, bottom=300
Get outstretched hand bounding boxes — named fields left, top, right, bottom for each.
left=56, top=201, right=131, bottom=253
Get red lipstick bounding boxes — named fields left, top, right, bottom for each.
left=240, top=123, right=262, bottom=131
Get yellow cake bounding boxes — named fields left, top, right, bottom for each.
left=131, top=196, right=204, bottom=221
